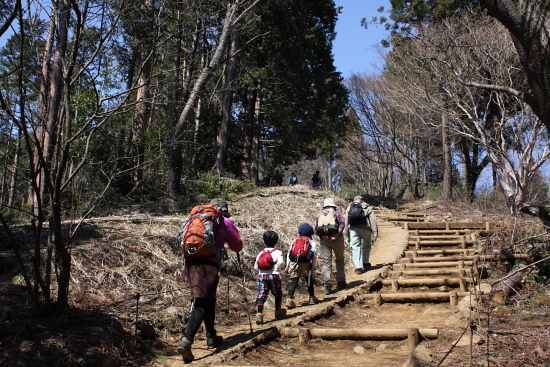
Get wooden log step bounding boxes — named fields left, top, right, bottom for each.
left=389, top=219, right=424, bottom=224
left=363, top=291, right=471, bottom=304
left=281, top=327, right=439, bottom=340
left=394, top=261, right=474, bottom=268
left=410, top=254, right=529, bottom=262
left=405, top=249, right=475, bottom=256
left=410, top=230, right=474, bottom=236
left=409, top=235, right=475, bottom=243
left=404, top=222, right=496, bottom=230
left=375, top=212, right=426, bottom=218
left=391, top=268, right=473, bottom=276
left=382, top=278, right=474, bottom=287
left=391, top=266, right=488, bottom=278
left=384, top=278, right=472, bottom=292
left=407, top=240, right=475, bottom=246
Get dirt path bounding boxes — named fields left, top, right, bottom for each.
left=154, top=218, right=410, bottom=366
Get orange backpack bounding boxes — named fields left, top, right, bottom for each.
left=179, top=204, right=221, bottom=259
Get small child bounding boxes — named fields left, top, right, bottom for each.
left=254, top=230, right=287, bottom=324
left=285, top=223, right=318, bottom=309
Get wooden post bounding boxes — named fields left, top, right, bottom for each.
left=408, top=328, right=420, bottom=348
left=486, top=222, right=490, bottom=231
left=298, top=328, right=311, bottom=345
left=459, top=278, right=467, bottom=292
left=374, top=294, right=383, bottom=306
left=458, top=261, right=465, bottom=269
left=446, top=222, right=450, bottom=230
left=461, top=235, right=467, bottom=249
left=415, top=240, right=421, bottom=250
left=450, top=291, right=458, bottom=307
left=392, top=280, right=399, bottom=293
left=404, top=222, right=409, bottom=231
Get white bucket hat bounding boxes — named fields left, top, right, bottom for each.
left=323, top=198, right=336, bottom=208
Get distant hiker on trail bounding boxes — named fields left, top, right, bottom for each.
left=273, top=170, right=283, bottom=186
left=177, top=198, right=243, bottom=363
left=344, top=196, right=379, bottom=274
left=315, top=198, right=346, bottom=295
left=288, top=172, right=298, bottom=186
left=254, top=231, right=287, bottom=325
left=285, top=223, right=318, bottom=309
left=311, top=170, right=321, bottom=189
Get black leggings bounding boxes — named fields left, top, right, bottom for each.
left=255, top=296, right=282, bottom=313
left=287, top=277, right=315, bottom=299
left=184, top=298, right=217, bottom=341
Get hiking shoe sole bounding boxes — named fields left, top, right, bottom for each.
left=177, top=344, right=194, bottom=363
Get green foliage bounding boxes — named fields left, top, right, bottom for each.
left=389, top=0, right=478, bottom=28
left=522, top=288, right=550, bottom=310
left=182, top=170, right=256, bottom=201
left=0, top=206, right=23, bottom=226
left=528, top=248, right=550, bottom=284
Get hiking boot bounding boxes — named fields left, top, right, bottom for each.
left=206, top=335, right=223, bottom=349
left=355, top=268, right=364, bottom=274
left=177, top=337, right=194, bottom=363
left=324, top=284, right=332, bottom=295
left=275, top=309, right=287, bottom=320
left=255, top=313, right=264, bottom=325
left=286, top=298, right=296, bottom=309
left=337, top=281, right=347, bottom=290
left=309, top=296, right=318, bottom=305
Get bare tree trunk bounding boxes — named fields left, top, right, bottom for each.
left=492, top=270, right=523, bottom=304
left=441, top=87, right=452, bottom=201
left=217, top=26, right=240, bottom=176
left=250, top=82, right=261, bottom=182
left=242, top=85, right=257, bottom=179
left=480, top=0, right=550, bottom=132
left=169, top=3, right=240, bottom=198
left=328, top=165, right=332, bottom=191
left=48, top=0, right=73, bottom=312
left=131, top=0, right=155, bottom=195
left=7, top=129, right=21, bottom=206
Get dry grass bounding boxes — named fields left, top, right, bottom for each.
left=230, top=184, right=346, bottom=257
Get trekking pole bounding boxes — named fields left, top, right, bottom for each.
left=237, top=252, right=254, bottom=333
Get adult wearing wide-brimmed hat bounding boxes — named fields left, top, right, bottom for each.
left=315, top=197, right=346, bottom=295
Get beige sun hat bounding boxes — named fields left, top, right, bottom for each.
left=323, top=198, right=336, bottom=208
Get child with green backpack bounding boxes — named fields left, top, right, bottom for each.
left=285, top=223, right=318, bottom=308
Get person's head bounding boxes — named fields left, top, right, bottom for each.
left=263, top=230, right=279, bottom=247
left=298, top=223, right=314, bottom=237
left=315, top=171, right=319, bottom=174
left=210, top=198, right=231, bottom=218
left=353, top=195, right=364, bottom=204
left=323, top=197, right=336, bottom=208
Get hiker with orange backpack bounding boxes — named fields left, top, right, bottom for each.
left=177, top=198, right=243, bottom=363
left=285, top=223, right=318, bottom=309
left=253, top=230, right=287, bottom=324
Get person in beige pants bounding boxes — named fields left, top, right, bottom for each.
left=315, top=198, right=346, bottom=295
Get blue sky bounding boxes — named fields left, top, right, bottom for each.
left=333, top=0, right=392, bottom=79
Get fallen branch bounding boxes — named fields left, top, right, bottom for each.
left=491, top=255, right=550, bottom=286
